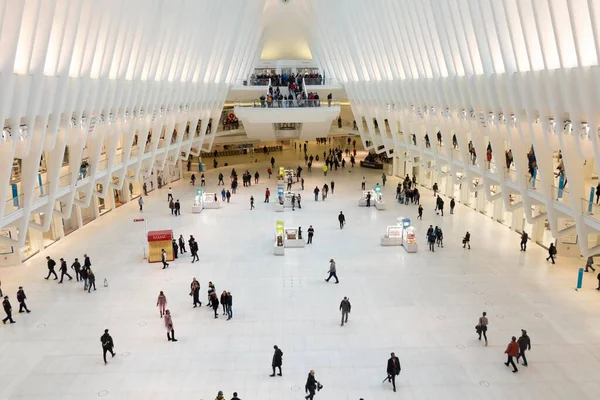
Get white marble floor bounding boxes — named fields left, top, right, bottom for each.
left=1, top=145, right=600, bottom=400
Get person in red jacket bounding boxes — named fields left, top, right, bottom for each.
left=504, top=336, right=519, bottom=373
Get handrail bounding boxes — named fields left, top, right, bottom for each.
left=230, top=78, right=270, bottom=87
left=234, top=98, right=341, bottom=108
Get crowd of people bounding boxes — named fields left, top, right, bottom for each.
left=250, top=72, right=324, bottom=87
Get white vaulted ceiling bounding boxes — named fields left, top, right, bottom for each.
left=4, top=0, right=600, bottom=256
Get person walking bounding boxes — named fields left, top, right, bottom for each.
left=366, top=191, right=371, bottom=207
left=164, top=310, right=177, bottom=342
left=325, top=259, right=339, bottom=283
left=520, top=232, right=528, bottom=251
left=2, top=295, right=15, bottom=324
left=161, top=249, right=169, bottom=269
left=191, top=240, right=199, bottom=263
left=87, top=268, right=96, bottom=292
left=361, top=177, right=366, bottom=190
left=250, top=196, right=255, bottom=210
left=156, top=291, right=167, bottom=317
left=270, top=345, right=283, bottom=377
left=307, top=225, right=314, bottom=244
left=585, top=256, right=596, bottom=272
left=504, top=336, right=519, bottom=373
left=100, top=329, right=115, bottom=364
left=172, top=240, right=178, bottom=260
left=382, top=173, right=387, bottom=186
left=546, top=243, right=557, bottom=264
left=138, top=196, right=143, bottom=211
left=339, top=296, right=351, bottom=326
left=435, top=226, right=443, bottom=248
left=167, top=187, right=173, bottom=202
left=417, top=204, right=423, bottom=219
left=84, top=254, right=92, bottom=271
left=264, top=188, right=270, bottom=203
left=80, top=265, right=89, bottom=290
left=330, top=181, right=335, bottom=195
left=16, top=286, right=30, bottom=313
left=226, top=190, right=231, bottom=203
left=476, top=311, right=489, bottom=346
left=428, top=229, right=436, bottom=252
left=191, top=278, right=201, bottom=307
left=450, top=198, right=456, bottom=214
left=45, top=256, right=58, bottom=280
left=463, top=231, right=471, bottom=249
left=313, top=186, right=320, bottom=201
left=71, top=258, right=81, bottom=281
left=516, top=329, right=531, bottom=367
left=174, top=200, right=181, bottom=216
left=338, top=211, right=346, bottom=229
left=297, top=193, right=302, bottom=209
left=58, top=258, right=73, bottom=283
left=231, top=392, right=241, bottom=400
left=305, top=370, right=321, bottom=400
left=179, top=235, right=186, bottom=253
left=386, top=352, right=401, bottom=392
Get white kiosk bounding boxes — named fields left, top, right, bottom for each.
left=397, top=217, right=417, bottom=253
left=284, top=227, right=305, bottom=248
left=192, top=188, right=204, bottom=213
left=374, top=184, right=385, bottom=210
left=380, top=225, right=403, bottom=246
left=203, top=192, right=220, bottom=209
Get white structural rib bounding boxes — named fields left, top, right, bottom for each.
left=309, top=0, right=600, bottom=256
left=0, top=0, right=266, bottom=251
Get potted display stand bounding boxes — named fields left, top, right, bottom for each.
left=273, top=220, right=285, bottom=255
left=380, top=225, right=402, bottom=246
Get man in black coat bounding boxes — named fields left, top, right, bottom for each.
left=307, top=226, right=314, bottom=244
left=45, top=256, right=58, bottom=280
left=386, top=352, right=401, bottom=392
left=305, top=369, right=320, bottom=399
left=101, top=329, right=115, bottom=364
left=58, top=258, right=73, bottom=283
left=16, top=286, right=30, bottom=313
left=270, top=345, right=283, bottom=377
left=516, top=329, right=532, bottom=367
left=338, top=211, right=346, bottom=229
left=2, top=295, right=15, bottom=324
left=71, top=258, right=82, bottom=281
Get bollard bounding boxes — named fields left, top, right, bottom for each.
left=576, top=268, right=584, bottom=291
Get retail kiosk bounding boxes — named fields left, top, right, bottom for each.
left=192, top=188, right=204, bottom=213
left=358, top=190, right=375, bottom=206
left=273, top=220, right=285, bottom=255
left=203, top=192, right=219, bottom=209
left=275, top=185, right=284, bottom=212
left=283, top=191, right=299, bottom=208
left=397, top=217, right=417, bottom=253
left=147, top=230, right=174, bottom=263
left=380, top=225, right=402, bottom=246
left=284, top=227, right=305, bottom=248
left=374, top=184, right=385, bottom=210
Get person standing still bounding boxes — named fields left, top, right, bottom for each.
left=325, top=259, right=339, bottom=283
left=504, top=336, right=519, bottom=373
left=476, top=311, right=489, bottom=346
left=226, top=291, right=233, bottom=320
left=87, top=268, right=97, bottom=292
left=138, top=196, right=143, bottom=211
left=2, top=295, right=15, bottom=324
left=191, top=278, right=201, bottom=307
left=179, top=235, right=186, bottom=253
left=339, top=296, right=351, bottom=326
left=516, top=329, right=531, bottom=367
left=386, top=352, right=401, bottom=392
left=16, top=286, right=30, bottom=313
left=307, top=225, right=314, bottom=244
left=167, top=187, right=173, bottom=202
left=585, top=256, right=596, bottom=272
left=450, top=198, right=456, bottom=214
left=338, top=211, right=346, bottom=229
left=45, top=256, right=58, bottom=280
left=58, top=258, right=73, bottom=283
left=270, top=345, right=283, bottom=377
left=361, top=177, right=366, bottom=190
left=156, top=291, right=167, bottom=317
left=100, top=329, right=115, bottom=364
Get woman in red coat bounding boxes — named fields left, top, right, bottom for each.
left=504, top=336, right=519, bottom=373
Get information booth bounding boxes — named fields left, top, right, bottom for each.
left=358, top=190, right=375, bottom=206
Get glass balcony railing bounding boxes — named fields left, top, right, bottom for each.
left=231, top=78, right=270, bottom=86
left=33, top=183, right=50, bottom=202
left=236, top=98, right=340, bottom=108
left=552, top=185, right=571, bottom=204
left=4, top=194, right=24, bottom=217
left=305, top=77, right=342, bottom=86
left=59, top=173, right=72, bottom=189
left=582, top=198, right=600, bottom=222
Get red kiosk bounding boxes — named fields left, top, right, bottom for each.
left=147, top=230, right=174, bottom=263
